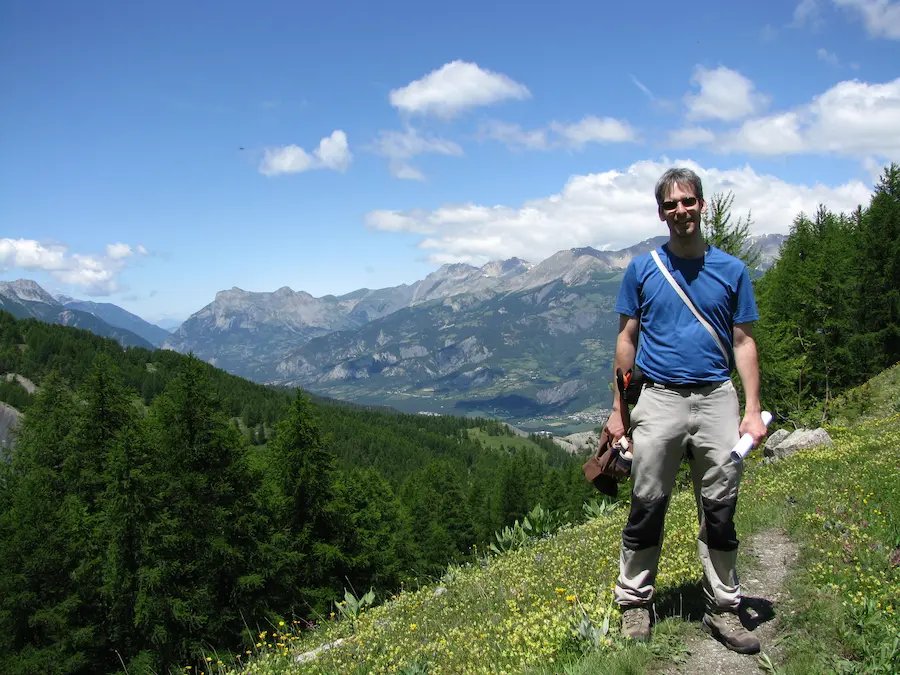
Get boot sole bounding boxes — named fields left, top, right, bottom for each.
left=700, top=617, right=761, bottom=654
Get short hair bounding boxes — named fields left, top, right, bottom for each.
left=654, top=168, right=704, bottom=206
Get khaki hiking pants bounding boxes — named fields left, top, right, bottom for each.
left=614, top=379, right=744, bottom=612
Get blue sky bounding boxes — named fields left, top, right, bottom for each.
left=1, top=0, right=898, bottom=325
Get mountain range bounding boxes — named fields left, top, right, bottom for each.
left=0, top=281, right=155, bottom=350
left=54, top=298, right=172, bottom=347
left=163, top=234, right=785, bottom=418
left=2, top=234, right=785, bottom=420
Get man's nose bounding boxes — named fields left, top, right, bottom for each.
left=675, top=201, right=687, bottom=215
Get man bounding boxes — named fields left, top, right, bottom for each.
left=606, top=167, right=767, bottom=654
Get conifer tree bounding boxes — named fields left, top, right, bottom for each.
left=703, top=191, right=761, bottom=269
left=135, top=355, right=261, bottom=670
left=852, top=163, right=900, bottom=376
left=332, top=466, right=417, bottom=592
left=263, top=389, right=344, bottom=615
left=0, top=373, right=92, bottom=675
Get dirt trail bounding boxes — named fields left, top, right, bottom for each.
left=657, top=528, right=799, bottom=675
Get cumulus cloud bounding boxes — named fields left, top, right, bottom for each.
left=0, top=239, right=149, bottom=295
left=389, top=60, right=531, bottom=119
left=550, top=117, right=637, bottom=146
left=480, top=116, right=638, bottom=151
left=834, top=0, right=900, bottom=39
left=720, top=77, right=900, bottom=159
left=106, top=242, right=134, bottom=259
left=684, top=66, right=769, bottom=121
left=364, top=159, right=872, bottom=265
left=365, top=127, right=463, bottom=181
left=259, top=130, right=352, bottom=176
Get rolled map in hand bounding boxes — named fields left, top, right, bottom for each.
left=730, top=411, right=774, bottom=463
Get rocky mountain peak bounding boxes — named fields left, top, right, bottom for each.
left=0, top=279, right=60, bottom=305
left=568, top=246, right=603, bottom=259
left=481, top=257, right=532, bottom=278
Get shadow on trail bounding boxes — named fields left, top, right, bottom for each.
left=653, top=581, right=776, bottom=629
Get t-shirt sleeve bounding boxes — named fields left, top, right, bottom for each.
left=614, top=260, right=641, bottom=317
left=733, top=264, right=760, bottom=323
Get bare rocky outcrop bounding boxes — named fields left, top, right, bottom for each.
left=0, top=402, right=22, bottom=451
left=764, top=427, right=833, bottom=460
left=5, top=373, right=37, bottom=394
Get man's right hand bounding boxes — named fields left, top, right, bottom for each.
left=606, top=408, right=626, bottom=442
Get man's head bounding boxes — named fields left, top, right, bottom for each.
left=655, top=168, right=707, bottom=240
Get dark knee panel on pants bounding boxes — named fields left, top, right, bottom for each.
left=699, top=496, right=739, bottom=551
left=623, top=494, right=669, bottom=550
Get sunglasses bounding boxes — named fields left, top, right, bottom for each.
left=661, top=197, right=699, bottom=211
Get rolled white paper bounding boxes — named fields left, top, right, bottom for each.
left=730, top=411, right=774, bottom=463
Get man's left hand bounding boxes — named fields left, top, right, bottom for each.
left=740, top=411, right=768, bottom=446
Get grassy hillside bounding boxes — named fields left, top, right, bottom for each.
left=203, top=366, right=900, bottom=675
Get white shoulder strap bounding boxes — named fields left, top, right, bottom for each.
left=650, top=249, right=730, bottom=361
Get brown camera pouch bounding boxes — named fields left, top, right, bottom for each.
left=583, top=427, right=634, bottom=496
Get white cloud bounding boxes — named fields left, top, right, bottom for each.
left=106, top=242, right=133, bottom=259
left=550, top=117, right=637, bottom=146
left=391, top=164, right=427, bottom=182
left=0, top=239, right=67, bottom=271
left=314, top=130, right=353, bottom=171
left=721, top=113, right=806, bottom=155
left=817, top=47, right=840, bottom=65
left=481, top=116, right=637, bottom=151
left=721, top=77, right=900, bottom=160
left=684, top=66, right=769, bottom=121
left=389, top=60, right=531, bottom=119
left=793, top=0, right=824, bottom=27
left=365, top=127, right=464, bottom=181
left=0, top=239, right=147, bottom=295
left=479, top=121, right=549, bottom=150
left=834, top=0, right=900, bottom=39
left=259, top=130, right=352, bottom=176
left=364, top=159, right=872, bottom=265
left=667, top=126, right=716, bottom=148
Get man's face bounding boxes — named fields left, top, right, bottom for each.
left=658, top=182, right=706, bottom=238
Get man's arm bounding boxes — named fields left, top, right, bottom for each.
left=607, top=314, right=640, bottom=441
left=733, top=321, right=767, bottom=443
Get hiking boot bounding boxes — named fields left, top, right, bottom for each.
left=621, top=606, right=651, bottom=642
left=701, top=610, right=761, bottom=654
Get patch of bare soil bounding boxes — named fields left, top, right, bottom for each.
left=656, top=528, right=799, bottom=675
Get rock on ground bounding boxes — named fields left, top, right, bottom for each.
left=769, top=428, right=833, bottom=460
left=0, top=401, right=22, bottom=451
left=762, top=429, right=790, bottom=455
left=656, top=529, right=799, bottom=675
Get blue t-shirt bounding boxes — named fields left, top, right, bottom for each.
left=614, top=244, right=759, bottom=385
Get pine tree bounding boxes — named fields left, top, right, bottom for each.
left=262, top=389, right=344, bottom=616
left=331, top=466, right=416, bottom=592
left=99, top=417, right=154, bottom=669
left=703, top=191, right=762, bottom=269
left=135, top=355, right=262, bottom=670
left=852, top=163, right=900, bottom=376
left=0, top=373, right=93, bottom=675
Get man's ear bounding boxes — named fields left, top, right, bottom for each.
left=699, top=199, right=707, bottom=215
left=658, top=206, right=666, bottom=222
